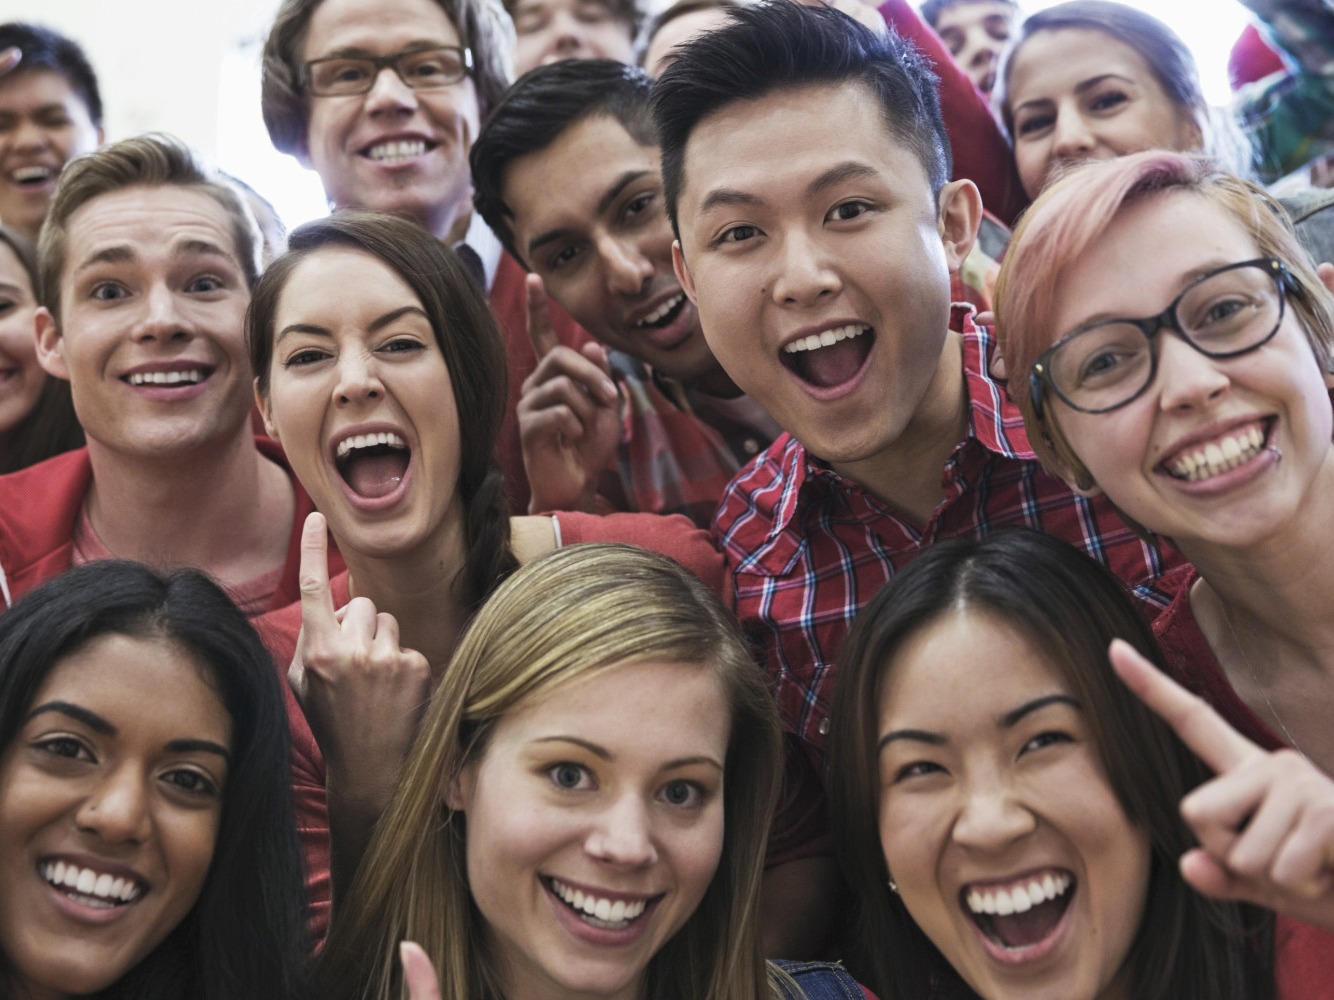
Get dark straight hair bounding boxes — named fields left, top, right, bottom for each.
left=828, top=530, right=1272, bottom=1000
left=247, top=211, right=517, bottom=610
left=651, top=0, right=952, bottom=238
left=0, top=22, right=104, bottom=127
left=471, top=58, right=655, bottom=267
left=0, top=560, right=308, bottom=1000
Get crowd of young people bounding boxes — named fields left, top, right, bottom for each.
left=2, top=1, right=1334, bottom=998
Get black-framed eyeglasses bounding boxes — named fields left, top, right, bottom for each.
left=1029, top=258, right=1293, bottom=418
left=303, top=46, right=474, bottom=97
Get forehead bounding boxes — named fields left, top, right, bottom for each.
left=934, top=1, right=1015, bottom=33
left=1008, top=27, right=1165, bottom=103
left=505, top=114, right=658, bottom=231
left=64, top=185, right=241, bottom=273
left=303, top=0, right=461, bottom=58
left=878, top=610, right=1071, bottom=727
left=0, top=242, right=31, bottom=288
left=277, top=245, right=423, bottom=318
left=680, top=80, right=928, bottom=212
left=0, top=68, right=89, bottom=115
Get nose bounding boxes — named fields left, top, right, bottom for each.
left=546, top=10, right=589, bottom=60
left=334, top=349, right=384, bottom=405
left=1050, top=106, right=1095, bottom=162
left=9, top=117, right=50, bottom=152
left=1155, top=331, right=1230, bottom=412
left=364, top=65, right=419, bottom=115
left=599, top=235, right=654, bottom=297
left=951, top=782, right=1037, bottom=852
left=133, top=284, right=191, bottom=344
left=770, top=230, right=841, bottom=308
left=76, top=764, right=152, bottom=844
left=584, top=794, right=659, bottom=868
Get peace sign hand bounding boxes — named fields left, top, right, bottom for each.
left=1111, top=640, right=1334, bottom=930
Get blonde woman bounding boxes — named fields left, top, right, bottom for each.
left=314, top=543, right=876, bottom=1000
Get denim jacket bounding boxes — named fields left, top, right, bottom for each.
left=772, top=959, right=869, bottom=999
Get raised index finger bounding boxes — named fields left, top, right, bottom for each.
left=0, top=48, right=20, bottom=77
left=525, top=272, right=561, bottom=360
left=298, top=511, right=338, bottom=637
left=1109, top=639, right=1258, bottom=774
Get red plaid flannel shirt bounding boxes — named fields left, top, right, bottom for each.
left=714, top=310, right=1188, bottom=758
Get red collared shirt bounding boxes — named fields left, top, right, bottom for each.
left=714, top=310, right=1187, bottom=756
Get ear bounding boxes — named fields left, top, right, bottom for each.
left=443, top=760, right=477, bottom=813
left=1316, top=263, right=1334, bottom=390
left=673, top=239, right=697, bottom=304
left=255, top=378, right=280, bottom=443
left=936, top=179, right=983, bottom=274
left=34, top=307, right=69, bottom=380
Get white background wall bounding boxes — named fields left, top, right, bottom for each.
left=0, top=0, right=1255, bottom=230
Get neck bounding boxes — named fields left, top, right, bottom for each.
left=691, top=362, right=743, bottom=399
left=343, top=495, right=472, bottom=674
left=831, top=331, right=968, bottom=525
left=84, top=426, right=293, bottom=586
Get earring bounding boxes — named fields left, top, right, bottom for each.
left=886, top=877, right=899, bottom=894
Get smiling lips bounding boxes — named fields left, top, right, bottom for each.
left=9, top=165, right=56, bottom=186
left=547, top=877, right=654, bottom=931
left=41, top=860, right=145, bottom=909
left=364, top=139, right=434, bottom=165
left=963, top=868, right=1074, bottom=952
left=1163, top=421, right=1268, bottom=483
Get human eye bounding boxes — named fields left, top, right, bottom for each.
left=714, top=224, right=761, bottom=247
left=1088, top=88, right=1128, bottom=114
left=623, top=192, right=656, bottom=222
left=186, top=274, right=226, bottom=294
left=1019, top=730, right=1073, bottom=755
left=940, top=28, right=964, bottom=56
left=161, top=767, right=220, bottom=798
left=1015, top=111, right=1054, bottom=137
left=514, top=7, right=549, bottom=33
left=0, top=296, right=15, bottom=316
left=35, top=735, right=95, bottom=762
left=893, top=760, right=945, bottom=783
left=404, top=51, right=455, bottom=82
left=658, top=779, right=706, bottom=809
left=827, top=199, right=872, bottom=223
left=576, top=0, right=614, bottom=23
left=548, top=243, right=583, bottom=271
left=548, top=762, right=594, bottom=791
left=378, top=336, right=427, bottom=355
left=89, top=281, right=128, bottom=303
left=282, top=347, right=331, bottom=368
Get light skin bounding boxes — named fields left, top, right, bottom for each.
left=1045, top=189, right=1334, bottom=774
left=877, top=609, right=1151, bottom=1000
left=932, top=0, right=1016, bottom=94
left=509, top=0, right=636, bottom=77
left=0, top=240, right=45, bottom=452
left=258, top=247, right=554, bottom=896
left=33, top=184, right=294, bottom=593
left=0, top=633, right=231, bottom=1000
left=643, top=7, right=732, bottom=78
left=299, top=0, right=481, bottom=242
left=673, top=80, right=982, bottom=524
left=448, top=659, right=729, bottom=1000
left=504, top=112, right=738, bottom=512
left=0, top=69, right=102, bottom=243
left=1004, top=28, right=1202, bottom=201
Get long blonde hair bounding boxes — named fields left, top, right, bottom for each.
left=315, top=543, right=785, bottom=1000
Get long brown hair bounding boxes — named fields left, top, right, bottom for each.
left=314, top=543, right=785, bottom=1000
left=829, top=530, right=1272, bottom=1000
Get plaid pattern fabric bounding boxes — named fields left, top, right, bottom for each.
left=714, top=310, right=1187, bottom=756
left=1236, top=0, right=1334, bottom=182
left=605, top=352, right=775, bottom=528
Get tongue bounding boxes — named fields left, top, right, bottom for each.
left=343, top=452, right=408, bottom=499
left=990, top=897, right=1066, bottom=949
left=796, top=335, right=869, bottom=388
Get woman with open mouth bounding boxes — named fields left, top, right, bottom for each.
left=0, top=559, right=308, bottom=1000
left=994, top=151, right=1334, bottom=781
left=829, top=530, right=1334, bottom=1000
left=312, top=543, right=875, bottom=1000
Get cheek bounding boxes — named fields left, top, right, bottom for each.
left=1014, top=142, right=1050, bottom=201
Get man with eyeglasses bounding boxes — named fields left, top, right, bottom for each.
left=262, top=0, right=592, bottom=510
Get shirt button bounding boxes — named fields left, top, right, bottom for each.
left=818, top=717, right=830, bottom=736
left=744, top=438, right=759, bottom=454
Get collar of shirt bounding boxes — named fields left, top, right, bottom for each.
left=731, top=307, right=1038, bottom=575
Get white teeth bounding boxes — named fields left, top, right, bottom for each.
left=782, top=323, right=869, bottom=354
left=368, top=140, right=428, bottom=164
left=335, top=430, right=408, bottom=460
left=966, top=871, right=1072, bottom=916
left=127, top=369, right=204, bottom=386
left=41, top=862, right=142, bottom=903
left=635, top=293, right=685, bottom=327
left=11, top=165, right=54, bottom=183
left=1167, top=424, right=1267, bottom=482
left=548, top=878, right=648, bottom=928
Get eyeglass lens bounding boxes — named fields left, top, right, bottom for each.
left=1048, top=263, right=1282, bottom=413
left=308, top=48, right=467, bottom=96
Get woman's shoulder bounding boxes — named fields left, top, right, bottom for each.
left=770, top=959, right=880, bottom=1000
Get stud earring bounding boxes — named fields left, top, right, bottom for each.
left=886, top=877, right=899, bottom=894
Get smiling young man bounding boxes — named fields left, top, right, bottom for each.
left=262, top=0, right=591, bottom=510
left=471, top=59, right=779, bottom=524
left=0, top=23, right=104, bottom=243
left=0, top=134, right=340, bottom=614
left=655, top=0, right=1186, bottom=768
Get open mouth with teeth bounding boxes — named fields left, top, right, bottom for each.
left=124, top=368, right=211, bottom=387
left=335, top=431, right=410, bottom=499
left=9, top=165, right=57, bottom=187
left=781, top=324, right=873, bottom=389
left=1162, top=419, right=1272, bottom=483
left=963, top=869, right=1074, bottom=953
left=42, top=860, right=145, bottom=910
left=363, top=139, right=435, bottom=166
left=545, top=877, right=656, bottom=931
left=635, top=293, right=687, bottom=331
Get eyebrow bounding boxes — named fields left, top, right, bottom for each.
left=275, top=305, right=428, bottom=344
left=878, top=693, right=1081, bottom=753
left=72, top=238, right=238, bottom=277
left=165, top=738, right=231, bottom=762
left=526, top=170, right=653, bottom=257
left=315, top=40, right=445, bottom=59
left=697, top=161, right=878, bottom=216
left=27, top=701, right=231, bottom=761
left=533, top=736, right=723, bottom=772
